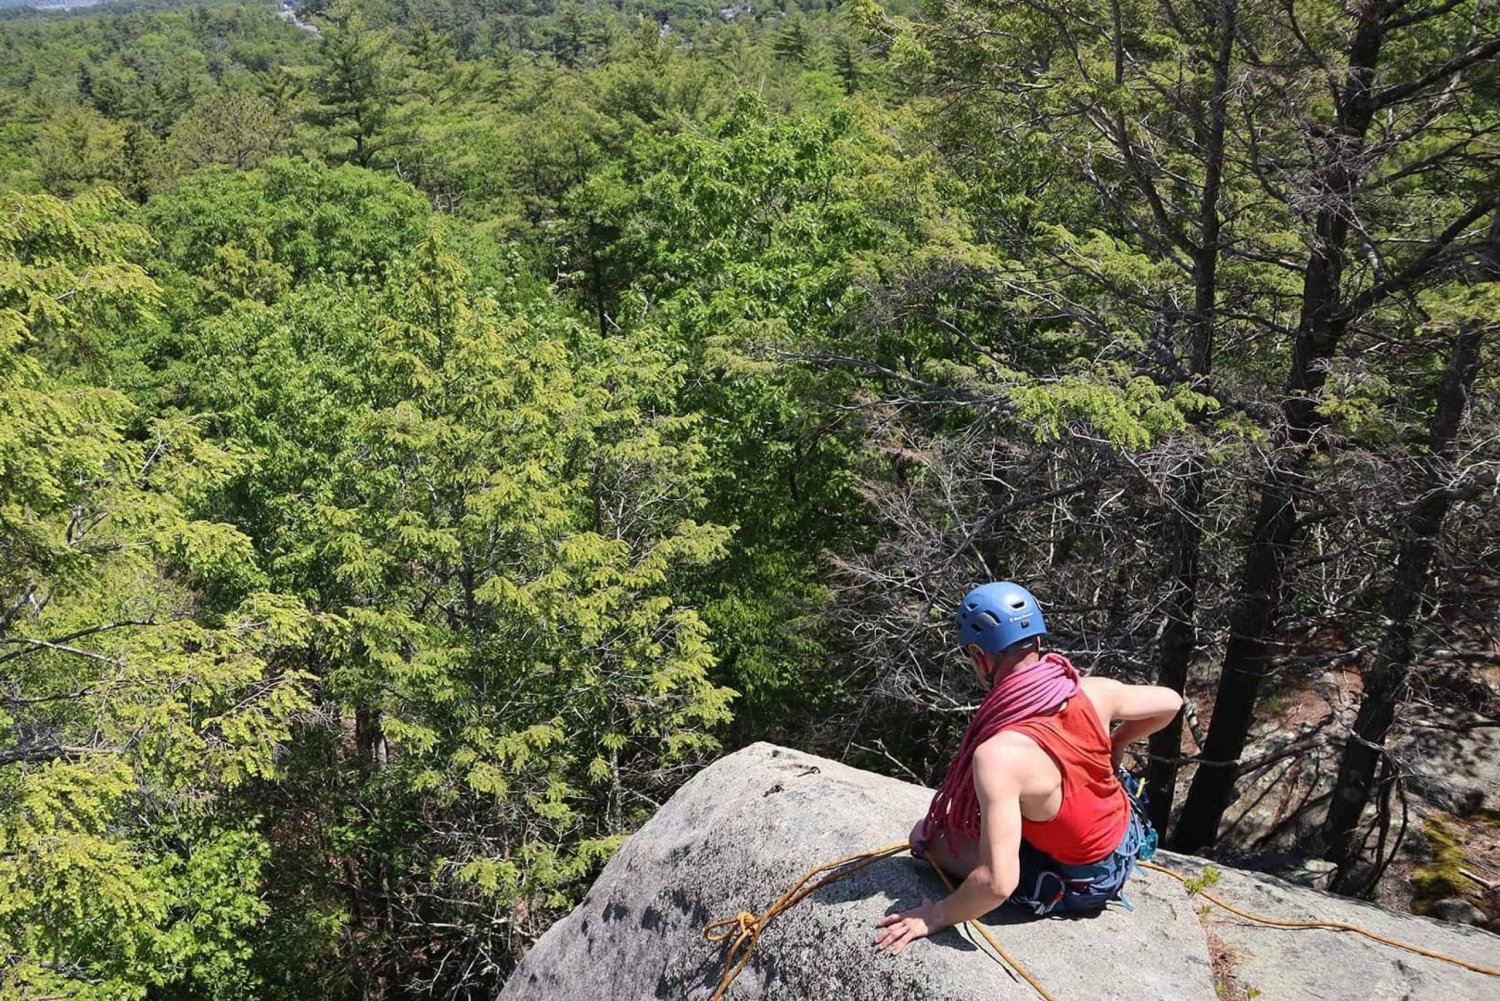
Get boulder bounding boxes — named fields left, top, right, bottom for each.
left=1399, top=720, right=1500, bottom=818
left=498, top=743, right=1500, bottom=1000
left=1429, top=898, right=1488, bottom=926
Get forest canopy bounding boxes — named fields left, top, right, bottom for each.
left=1, top=0, right=1495, bottom=997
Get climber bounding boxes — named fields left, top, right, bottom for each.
left=873, top=580, right=1183, bottom=956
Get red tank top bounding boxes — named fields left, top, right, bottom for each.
left=1002, top=692, right=1129, bottom=865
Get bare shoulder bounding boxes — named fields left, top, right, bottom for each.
left=972, top=731, right=1033, bottom=775
left=1079, top=675, right=1122, bottom=724
left=1085, top=677, right=1184, bottom=723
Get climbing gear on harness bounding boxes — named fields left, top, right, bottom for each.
left=1010, top=811, right=1144, bottom=916
left=1117, top=766, right=1159, bottom=861
left=957, top=580, right=1048, bottom=654
left=1007, top=767, right=1153, bottom=917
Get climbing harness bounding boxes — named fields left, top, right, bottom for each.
left=702, top=840, right=1500, bottom=1001
left=1006, top=769, right=1155, bottom=918
left=1009, top=812, right=1144, bottom=917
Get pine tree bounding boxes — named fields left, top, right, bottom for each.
left=0, top=190, right=311, bottom=1001
left=774, top=18, right=810, bottom=64
left=833, top=36, right=863, bottom=93
left=308, top=0, right=398, bottom=167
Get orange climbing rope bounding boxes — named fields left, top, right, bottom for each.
left=922, top=851, right=1060, bottom=1001
left=703, top=841, right=910, bottom=1000
left=1141, top=860, right=1500, bottom=978
left=703, top=843, right=1500, bottom=1001
left=704, top=841, right=1055, bottom=1001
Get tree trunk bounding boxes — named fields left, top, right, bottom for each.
left=356, top=703, right=389, bottom=775
left=1171, top=0, right=1389, bottom=851
left=1322, top=325, right=1484, bottom=889
left=1149, top=461, right=1201, bottom=828
left=1147, top=0, right=1234, bottom=833
left=354, top=703, right=394, bottom=938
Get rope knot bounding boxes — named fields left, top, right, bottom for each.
left=703, top=910, right=761, bottom=945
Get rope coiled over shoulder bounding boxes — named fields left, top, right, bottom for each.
left=924, top=654, right=1080, bottom=843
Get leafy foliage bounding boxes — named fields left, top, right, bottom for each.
left=0, top=189, right=311, bottom=1000
left=0, top=0, right=1495, bottom=996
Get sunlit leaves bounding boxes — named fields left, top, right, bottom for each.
left=144, top=201, right=736, bottom=982
left=1011, top=369, right=1217, bottom=450
left=0, top=191, right=311, bottom=1001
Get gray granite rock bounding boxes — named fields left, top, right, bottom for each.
left=1397, top=717, right=1500, bottom=818
left=498, top=742, right=1500, bottom=1000
left=1429, top=898, right=1488, bottom=926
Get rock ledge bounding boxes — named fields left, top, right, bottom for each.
left=499, top=742, right=1499, bottom=1000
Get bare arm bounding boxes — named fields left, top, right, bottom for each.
left=1081, top=676, right=1184, bottom=770
left=933, top=743, right=1023, bottom=927
left=873, top=742, right=1023, bottom=954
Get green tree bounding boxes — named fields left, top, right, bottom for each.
left=118, top=123, right=166, bottom=204
left=774, top=18, right=811, bottom=64
left=34, top=104, right=126, bottom=195
left=1322, top=305, right=1490, bottom=891
left=548, top=0, right=610, bottom=69
left=170, top=90, right=285, bottom=171
left=142, top=158, right=432, bottom=286
left=0, top=190, right=312, bottom=1001
left=407, top=17, right=455, bottom=77
left=309, top=1, right=400, bottom=167
left=256, top=65, right=304, bottom=121
left=569, top=94, right=978, bottom=734
left=849, top=0, right=1498, bottom=856
left=140, top=211, right=735, bottom=994
left=832, top=36, right=863, bottom=93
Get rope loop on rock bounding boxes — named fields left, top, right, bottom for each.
left=703, top=910, right=760, bottom=945
left=702, top=841, right=1055, bottom=1001
left=702, top=909, right=765, bottom=990
left=702, top=842, right=1500, bottom=1001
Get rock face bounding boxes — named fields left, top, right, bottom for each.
left=1401, top=719, right=1500, bottom=818
left=1430, top=898, right=1489, bottom=926
left=498, top=743, right=1500, bottom=1000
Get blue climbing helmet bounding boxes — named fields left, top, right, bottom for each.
left=956, top=581, right=1048, bottom=654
